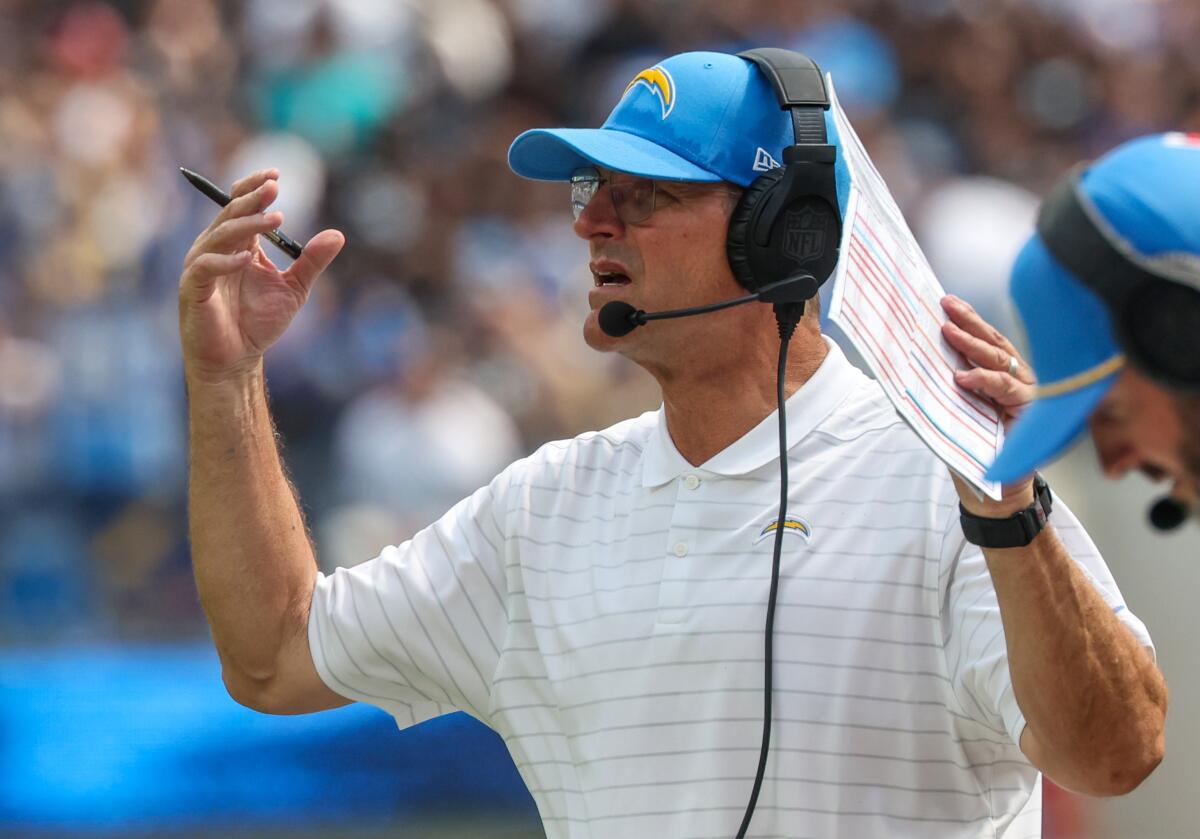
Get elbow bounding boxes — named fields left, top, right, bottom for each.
left=1092, top=740, right=1164, bottom=797
left=1114, top=722, right=1167, bottom=795
left=212, top=606, right=320, bottom=715
left=219, top=656, right=295, bottom=715
left=1081, top=721, right=1166, bottom=797
left=1081, top=667, right=1170, bottom=797
left=1103, top=681, right=1169, bottom=796
left=222, top=665, right=278, bottom=714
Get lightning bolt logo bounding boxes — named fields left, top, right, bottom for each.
left=755, top=517, right=813, bottom=545
left=623, top=66, right=676, bottom=119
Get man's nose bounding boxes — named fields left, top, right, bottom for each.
left=1089, top=420, right=1142, bottom=479
left=573, top=185, right=624, bottom=241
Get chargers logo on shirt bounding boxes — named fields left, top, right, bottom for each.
left=755, top=517, right=812, bottom=544
left=623, top=66, right=676, bottom=119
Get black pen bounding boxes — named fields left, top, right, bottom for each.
left=179, top=166, right=304, bottom=260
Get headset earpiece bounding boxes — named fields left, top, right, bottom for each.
left=1127, top=281, right=1200, bottom=386
left=1038, top=168, right=1200, bottom=390
left=727, top=168, right=784, bottom=292
left=727, top=49, right=841, bottom=298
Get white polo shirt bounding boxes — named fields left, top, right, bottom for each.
left=309, top=338, right=1151, bottom=839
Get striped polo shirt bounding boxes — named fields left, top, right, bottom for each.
left=309, top=338, right=1151, bottom=838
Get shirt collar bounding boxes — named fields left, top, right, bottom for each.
left=641, top=337, right=862, bottom=487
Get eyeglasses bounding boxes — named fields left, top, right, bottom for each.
left=570, top=166, right=657, bottom=225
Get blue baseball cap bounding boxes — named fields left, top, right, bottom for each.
left=507, top=50, right=850, bottom=207
left=987, top=132, right=1200, bottom=483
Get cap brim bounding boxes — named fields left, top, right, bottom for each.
left=985, top=374, right=1117, bottom=483
left=507, top=128, right=721, bottom=182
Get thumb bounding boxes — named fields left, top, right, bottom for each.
left=283, top=229, right=346, bottom=292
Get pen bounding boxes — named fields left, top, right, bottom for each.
left=179, top=166, right=304, bottom=260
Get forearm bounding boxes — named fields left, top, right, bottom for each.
left=985, top=528, right=1166, bottom=795
left=186, top=364, right=318, bottom=693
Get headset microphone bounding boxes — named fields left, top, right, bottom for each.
left=1148, top=496, right=1188, bottom=531
left=596, top=302, right=642, bottom=338
left=598, top=47, right=839, bottom=838
left=597, top=274, right=819, bottom=338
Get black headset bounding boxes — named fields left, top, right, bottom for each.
left=726, top=48, right=842, bottom=303
left=1037, top=165, right=1200, bottom=390
left=717, top=47, right=843, bottom=839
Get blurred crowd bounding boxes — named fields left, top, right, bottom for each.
left=1, top=0, right=1199, bottom=644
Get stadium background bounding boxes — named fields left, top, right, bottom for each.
left=1, top=0, right=1198, bottom=836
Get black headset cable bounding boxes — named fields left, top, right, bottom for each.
left=734, top=299, right=805, bottom=839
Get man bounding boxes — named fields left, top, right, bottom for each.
left=983, top=133, right=1200, bottom=525
left=179, top=51, right=1165, bottom=838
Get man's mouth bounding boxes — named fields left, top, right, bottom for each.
left=1140, top=464, right=1169, bottom=482
left=594, top=271, right=632, bottom=287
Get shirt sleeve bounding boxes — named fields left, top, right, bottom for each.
left=941, top=492, right=1155, bottom=747
left=307, top=473, right=512, bottom=729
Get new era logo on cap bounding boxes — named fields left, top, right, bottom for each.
left=752, top=147, right=781, bottom=172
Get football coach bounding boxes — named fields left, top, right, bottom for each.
left=984, top=133, right=1200, bottom=527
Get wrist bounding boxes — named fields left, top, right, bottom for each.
left=184, top=361, right=268, bottom=423
left=959, top=483, right=1036, bottom=518
left=184, top=357, right=266, bottom=391
left=960, top=474, right=1053, bottom=549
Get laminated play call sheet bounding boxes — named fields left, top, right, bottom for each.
left=824, top=78, right=1004, bottom=500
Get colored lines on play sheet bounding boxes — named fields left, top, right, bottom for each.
left=824, top=72, right=1003, bottom=498
left=837, top=194, right=1002, bottom=490
left=848, top=213, right=999, bottom=430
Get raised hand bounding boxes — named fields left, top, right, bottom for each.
left=940, top=295, right=1036, bottom=427
left=940, top=294, right=1038, bottom=514
left=178, top=168, right=345, bottom=383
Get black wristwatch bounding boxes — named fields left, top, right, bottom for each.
left=959, top=473, right=1053, bottom=549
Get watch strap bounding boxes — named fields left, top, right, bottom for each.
left=959, top=474, right=1053, bottom=549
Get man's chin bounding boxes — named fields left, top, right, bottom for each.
left=1180, top=477, right=1200, bottom=524
left=582, top=310, right=626, bottom=353
left=1173, top=393, right=1200, bottom=519
left=1167, top=475, right=1200, bottom=525
left=1184, top=470, right=1200, bottom=522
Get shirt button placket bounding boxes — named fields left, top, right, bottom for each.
left=656, top=474, right=701, bottom=625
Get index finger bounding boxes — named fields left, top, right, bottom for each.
left=940, top=295, right=1020, bottom=357
left=942, top=318, right=1014, bottom=373
left=230, top=168, right=280, bottom=200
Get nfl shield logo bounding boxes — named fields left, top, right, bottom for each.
left=783, top=207, right=828, bottom=265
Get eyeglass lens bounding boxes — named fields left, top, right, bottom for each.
left=570, top=167, right=656, bottom=224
